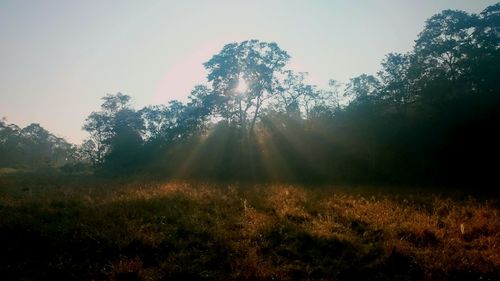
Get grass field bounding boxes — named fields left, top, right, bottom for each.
left=0, top=173, right=499, bottom=281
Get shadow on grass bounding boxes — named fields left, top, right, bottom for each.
left=0, top=194, right=233, bottom=281
left=0, top=178, right=498, bottom=281
left=254, top=220, right=423, bottom=281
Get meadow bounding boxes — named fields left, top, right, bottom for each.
left=2, top=2, right=499, bottom=281
left=0, top=172, right=498, bottom=281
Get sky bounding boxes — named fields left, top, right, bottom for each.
left=0, top=0, right=497, bottom=144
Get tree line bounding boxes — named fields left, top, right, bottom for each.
left=1, top=3, right=499, bottom=186
left=0, top=119, right=77, bottom=169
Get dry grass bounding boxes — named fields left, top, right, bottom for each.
left=0, top=174, right=498, bottom=280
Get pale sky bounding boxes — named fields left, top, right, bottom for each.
left=0, top=0, right=496, bottom=144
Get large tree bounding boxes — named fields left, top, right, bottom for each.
left=468, top=3, right=500, bottom=95
left=204, top=40, right=290, bottom=133
left=413, top=9, right=476, bottom=99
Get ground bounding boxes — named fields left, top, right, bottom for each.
left=0, top=173, right=499, bottom=281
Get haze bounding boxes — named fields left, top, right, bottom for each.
left=0, top=0, right=495, bottom=143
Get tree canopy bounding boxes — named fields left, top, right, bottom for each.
left=2, top=3, right=499, bottom=187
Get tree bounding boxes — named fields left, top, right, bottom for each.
left=414, top=9, right=476, bottom=93
left=1, top=120, right=74, bottom=168
left=82, top=112, right=112, bottom=166
left=104, top=108, right=144, bottom=171
left=78, top=139, right=99, bottom=166
left=377, top=53, right=414, bottom=106
left=274, top=70, right=320, bottom=118
left=204, top=40, right=290, bottom=133
left=101, top=92, right=131, bottom=114
left=326, top=79, right=343, bottom=109
left=20, top=124, right=53, bottom=167
left=468, top=3, right=500, bottom=94
left=344, top=74, right=381, bottom=104
left=139, top=105, right=169, bottom=141
left=82, top=93, right=142, bottom=167
left=475, top=3, right=500, bottom=51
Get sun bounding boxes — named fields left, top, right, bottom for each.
left=235, top=77, right=248, bottom=93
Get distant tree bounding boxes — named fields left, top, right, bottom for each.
left=82, top=112, right=112, bottom=166
left=82, top=93, right=142, bottom=167
left=274, top=71, right=320, bottom=118
left=187, top=85, right=217, bottom=117
left=101, top=92, right=131, bottom=113
left=0, top=119, right=21, bottom=167
left=20, top=124, right=53, bottom=167
left=377, top=53, right=414, bottom=106
left=153, top=96, right=211, bottom=144
left=139, top=105, right=169, bottom=141
left=77, top=139, right=99, bottom=166
left=326, top=79, right=343, bottom=109
left=181, top=85, right=217, bottom=136
left=307, top=79, right=344, bottom=119
left=0, top=120, right=74, bottom=168
left=344, top=74, right=381, bottom=104
left=104, top=108, right=144, bottom=171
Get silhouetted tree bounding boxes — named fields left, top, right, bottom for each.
left=0, top=119, right=74, bottom=168
left=344, top=74, right=381, bottom=105
left=204, top=40, right=290, bottom=133
left=377, top=53, right=414, bottom=107
left=82, top=93, right=142, bottom=168
left=7, top=2, right=493, bottom=186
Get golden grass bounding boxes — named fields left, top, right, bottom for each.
left=0, top=177, right=498, bottom=280
left=318, top=193, right=500, bottom=276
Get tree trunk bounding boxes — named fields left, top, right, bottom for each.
left=249, top=95, right=262, bottom=133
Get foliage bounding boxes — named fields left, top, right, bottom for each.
left=2, top=3, right=499, bottom=187
left=0, top=119, right=76, bottom=169
left=204, top=40, right=290, bottom=132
